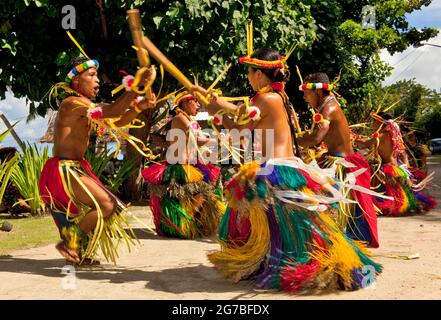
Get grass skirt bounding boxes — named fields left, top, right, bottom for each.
left=142, top=162, right=225, bottom=239
left=208, top=160, right=382, bottom=293
left=39, top=157, right=137, bottom=264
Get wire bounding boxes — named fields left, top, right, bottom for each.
left=389, top=48, right=426, bottom=83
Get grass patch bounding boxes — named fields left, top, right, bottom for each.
left=0, top=214, right=58, bottom=255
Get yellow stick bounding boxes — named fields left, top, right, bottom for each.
left=127, top=9, right=154, bottom=100
left=139, top=33, right=209, bottom=106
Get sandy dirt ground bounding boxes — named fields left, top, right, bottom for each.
left=1, top=158, right=440, bottom=300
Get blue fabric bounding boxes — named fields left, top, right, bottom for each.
left=346, top=205, right=372, bottom=244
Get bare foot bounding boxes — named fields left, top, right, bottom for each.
left=79, top=258, right=101, bottom=266
left=65, top=258, right=101, bottom=267
left=56, top=241, right=80, bottom=263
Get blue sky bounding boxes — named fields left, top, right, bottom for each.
left=405, top=0, right=441, bottom=29
left=381, top=0, right=441, bottom=91
left=1, top=1, right=441, bottom=149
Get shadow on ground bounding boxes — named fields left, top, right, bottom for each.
left=129, top=228, right=218, bottom=244
left=0, top=255, right=255, bottom=295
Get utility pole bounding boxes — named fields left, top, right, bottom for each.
left=0, top=111, right=25, bottom=152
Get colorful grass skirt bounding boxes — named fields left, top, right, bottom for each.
left=208, top=159, right=382, bottom=293
left=142, top=162, right=225, bottom=239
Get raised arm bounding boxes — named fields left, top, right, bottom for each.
left=112, top=95, right=157, bottom=127
left=298, top=105, right=333, bottom=148
left=101, top=67, right=156, bottom=118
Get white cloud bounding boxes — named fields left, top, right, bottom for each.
left=0, top=90, right=50, bottom=150
left=381, top=30, right=441, bottom=92
left=406, top=0, right=441, bottom=28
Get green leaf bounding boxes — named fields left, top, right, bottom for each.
left=54, top=51, right=69, bottom=66
left=153, top=16, right=163, bottom=29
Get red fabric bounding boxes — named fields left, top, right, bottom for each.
left=344, top=154, right=379, bottom=248
left=39, top=157, right=120, bottom=216
left=225, top=178, right=246, bottom=200
left=299, top=169, right=323, bottom=192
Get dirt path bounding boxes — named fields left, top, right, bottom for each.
left=1, top=159, right=440, bottom=300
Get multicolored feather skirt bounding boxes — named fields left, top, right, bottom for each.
left=208, top=160, right=382, bottom=293
left=142, top=162, right=225, bottom=239
left=374, top=164, right=436, bottom=216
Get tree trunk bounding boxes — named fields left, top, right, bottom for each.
left=122, top=109, right=154, bottom=202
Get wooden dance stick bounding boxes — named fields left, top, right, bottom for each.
left=129, top=20, right=209, bottom=106
left=127, top=9, right=154, bottom=100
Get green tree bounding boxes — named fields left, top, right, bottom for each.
left=358, top=79, right=441, bottom=140
left=293, top=0, right=438, bottom=119
left=0, top=0, right=317, bottom=199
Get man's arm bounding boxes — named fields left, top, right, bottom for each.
left=101, top=67, right=155, bottom=118
left=298, top=124, right=330, bottom=148
left=112, top=95, right=157, bottom=127
left=355, top=137, right=376, bottom=149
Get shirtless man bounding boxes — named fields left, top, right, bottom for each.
left=39, top=57, right=156, bottom=264
left=298, top=73, right=352, bottom=157
left=297, top=72, right=379, bottom=248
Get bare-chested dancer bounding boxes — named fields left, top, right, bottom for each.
left=141, top=92, right=223, bottom=239
left=39, top=57, right=156, bottom=264
left=297, top=72, right=379, bottom=248
left=191, top=49, right=382, bottom=293
left=355, top=112, right=436, bottom=216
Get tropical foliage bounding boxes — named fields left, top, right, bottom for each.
left=11, top=144, right=50, bottom=216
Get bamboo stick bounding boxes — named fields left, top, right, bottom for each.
left=140, top=35, right=209, bottom=106
left=127, top=9, right=153, bottom=100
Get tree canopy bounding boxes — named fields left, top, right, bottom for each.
left=0, top=0, right=439, bottom=129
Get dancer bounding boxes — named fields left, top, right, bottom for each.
left=142, top=91, right=224, bottom=239
left=297, top=72, right=379, bottom=248
left=192, top=47, right=382, bottom=293
left=356, top=112, right=436, bottom=216
left=39, top=56, right=156, bottom=264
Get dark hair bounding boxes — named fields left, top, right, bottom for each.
left=64, top=57, right=89, bottom=73
left=304, top=72, right=330, bottom=84
left=250, top=48, right=290, bottom=82
left=376, top=111, right=393, bottom=121
left=0, top=147, right=18, bottom=162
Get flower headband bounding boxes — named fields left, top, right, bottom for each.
left=238, top=55, right=287, bottom=69
left=238, top=21, right=295, bottom=72
left=298, top=82, right=334, bottom=91
left=65, top=59, right=99, bottom=84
